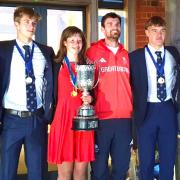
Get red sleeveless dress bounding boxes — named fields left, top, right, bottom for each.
left=48, top=63, right=95, bottom=164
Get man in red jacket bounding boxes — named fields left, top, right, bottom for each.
left=86, top=12, right=133, bottom=180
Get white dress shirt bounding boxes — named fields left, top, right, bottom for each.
left=3, top=39, right=46, bottom=110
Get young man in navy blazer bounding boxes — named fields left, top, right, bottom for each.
left=130, top=16, right=180, bottom=180
left=0, top=7, right=54, bottom=180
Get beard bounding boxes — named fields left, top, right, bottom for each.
left=107, top=30, right=120, bottom=41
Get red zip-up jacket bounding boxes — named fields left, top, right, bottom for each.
left=86, top=39, right=133, bottom=120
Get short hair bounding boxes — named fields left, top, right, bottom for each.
left=14, top=6, right=41, bottom=22
left=145, top=16, right=166, bottom=30
left=101, top=12, right=121, bottom=27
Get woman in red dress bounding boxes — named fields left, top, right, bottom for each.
left=48, top=26, right=94, bottom=180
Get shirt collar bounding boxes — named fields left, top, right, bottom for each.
left=16, top=39, right=33, bottom=50
left=147, top=44, right=164, bottom=57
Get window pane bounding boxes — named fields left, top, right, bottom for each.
left=0, top=7, right=16, bottom=40
left=47, top=9, right=83, bottom=54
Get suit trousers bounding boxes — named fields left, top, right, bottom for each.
left=91, top=119, right=132, bottom=180
left=137, top=100, right=177, bottom=180
left=0, top=112, right=48, bottom=180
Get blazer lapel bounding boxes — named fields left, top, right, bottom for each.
left=139, top=48, right=148, bottom=92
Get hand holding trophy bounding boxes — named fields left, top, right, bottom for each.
left=72, top=63, right=99, bottom=130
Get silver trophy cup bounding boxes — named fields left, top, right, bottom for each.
left=73, top=64, right=99, bottom=130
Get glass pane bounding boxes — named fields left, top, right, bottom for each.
left=47, top=9, right=83, bottom=54
left=0, top=7, right=16, bottom=40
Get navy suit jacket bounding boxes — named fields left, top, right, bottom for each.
left=129, top=46, right=180, bottom=128
left=0, top=40, right=54, bottom=124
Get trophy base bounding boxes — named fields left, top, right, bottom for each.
left=73, top=116, right=99, bottom=131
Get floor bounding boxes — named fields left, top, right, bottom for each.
left=17, top=147, right=138, bottom=180
left=17, top=144, right=180, bottom=180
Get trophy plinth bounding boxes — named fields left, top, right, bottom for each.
left=72, top=64, right=99, bottom=131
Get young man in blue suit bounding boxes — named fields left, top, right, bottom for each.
left=130, top=16, right=180, bottom=180
left=0, top=7, right=54, bottom=180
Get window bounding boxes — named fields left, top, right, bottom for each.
left=0, top=7, right=16, bottom=40
left=0, top=5, right=84, bottom=54
left=47, top=9, right=83, bottom=53
left=98, top=0, right=124, bottom=9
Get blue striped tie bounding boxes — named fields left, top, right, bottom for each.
left=23, top=45, right=37, bottom=112
left=155, top=51, right=167, bottom=101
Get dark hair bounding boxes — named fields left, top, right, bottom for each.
left=101, top=12, right=121, bottom=27
left=145, top=16, right=166, bottom=30
left=55, top=26, right=87, bottom=65
left=14, top=6, right=41, bottom=22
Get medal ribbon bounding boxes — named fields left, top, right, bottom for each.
left=15, top=42, right=34, bottom=75
left=64, top=56, right=77, bottom=88
left=146, top=45, right=166, bottom=76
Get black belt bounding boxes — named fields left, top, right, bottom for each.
left=148, top=99, right=172, bottom=104
left=4, top=108, right=43, bottom=118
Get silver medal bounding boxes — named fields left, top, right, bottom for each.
left=25, top=77, right=32, bottom=84
left=158, top=77, right=165, bottom=84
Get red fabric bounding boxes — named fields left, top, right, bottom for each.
left=86, top=39, right=133, bottom=120
left=48, top=63, right=94, bottom=164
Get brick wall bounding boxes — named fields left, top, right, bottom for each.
left=135, top=0, right=165, bottom=48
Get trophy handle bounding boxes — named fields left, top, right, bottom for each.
left=92, top=63, right=100, bottom=89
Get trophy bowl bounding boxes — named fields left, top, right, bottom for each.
left=72, top=64, right=99, bottom=131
